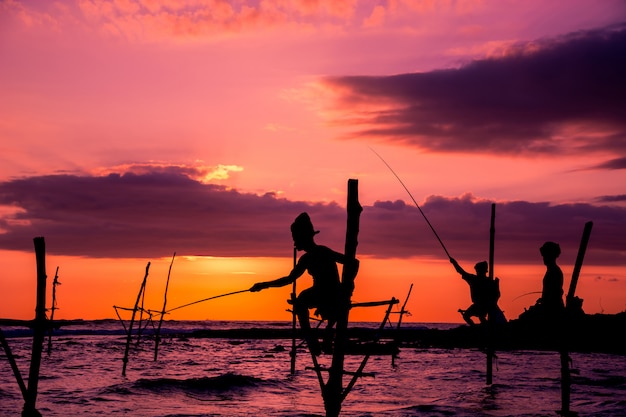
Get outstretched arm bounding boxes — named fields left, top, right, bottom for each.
left=250, top=256, right=307, bottom=292
left=449, top=257, right=467, bottom=275
left=250, top=275, right=294, bottom=292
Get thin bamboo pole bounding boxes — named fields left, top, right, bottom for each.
left=135, top=275, right=148, bottom=346
left=155, top=253, right=176, bottom=361
left=122, top=262, right=150, bottom=376
left=47, top=266, right=60, bottom=356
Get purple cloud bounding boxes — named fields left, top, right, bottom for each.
left=590, top=157, right=626, bottom=170
left=595, top=194, right=626, bottom=203
left=0, top=171, right=343, bottom=258
left=0, top=171, right=624, bottom=267
left=323, top=24, right=626, bottom=156
left=361, top=195, right=625, bottom=267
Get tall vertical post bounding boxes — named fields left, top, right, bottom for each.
left=324, top=179, right=362, bottom=417
left=290, top=247, right=298, bottom=374
left=23, top=236, right=47, bottom=417
left=486, top=203, right=495, bottom=385
left=488, top=204, right=495, bottom=282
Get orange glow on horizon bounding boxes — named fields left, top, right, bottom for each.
left=2, top=250, right=624, bottom=324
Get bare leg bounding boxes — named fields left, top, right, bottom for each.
left=295, top=302, right=321, bottom=355
left=462, top=310, right=476, bottom=326
left=322, top=318, right=336, bottom=353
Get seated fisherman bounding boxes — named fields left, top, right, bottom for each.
left=250, top=212, right=358, bottom=355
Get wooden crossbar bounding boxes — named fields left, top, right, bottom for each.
left=351, top=299, right=399, bottom=308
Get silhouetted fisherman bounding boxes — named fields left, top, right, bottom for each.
left=450, top=258, right=504, bottom=325
left=537, top=241, right=565, bottom=319
left=251, top=212, right=358, bottom=355
left=518, top=241, right=567, bottom=324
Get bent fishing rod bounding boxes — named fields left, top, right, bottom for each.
left=370, top=147, right=451, bottom=259
left=512, top=291, right=542, bottom=302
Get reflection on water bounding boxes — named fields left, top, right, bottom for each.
left=1, top=321, right=625, bottom=416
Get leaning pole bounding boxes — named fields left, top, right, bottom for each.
left=560, top=221, right=593, bottom=416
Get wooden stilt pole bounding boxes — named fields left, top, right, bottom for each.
left=559, top=350, right=572, bottom=417
left=324, top=179, right=362, bottom=417
left=290, top=247, right=298, bottom=375
left=122, top=262, right=150, bottom=376
left=155, top=253, right=175, bottom=361
left=23, top=237, right=47, bottom=417
left=486, top=203, right=496, bottom=385
left=135, top=276, right=147, bottom=346
left=560, top=221, right=593, bottom=416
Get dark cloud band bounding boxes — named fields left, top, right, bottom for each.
left=323, top=24, right=626, bottom=156
left=0, top=171, right=623, bottom=266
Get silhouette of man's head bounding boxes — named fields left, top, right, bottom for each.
left=474, top=261, right=488, bottom=275
left=291, top=212, right=319, bottom=248
left=540, top=241, right=561, bottom=259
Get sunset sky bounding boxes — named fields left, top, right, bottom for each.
left=1, top=0, right=625, bottom=324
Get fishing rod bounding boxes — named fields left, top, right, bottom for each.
left=166, top=289, right=251, bottom=313
left=512, top=291, right=542, bottom=302
left=370, top=147, right=451, bottom=259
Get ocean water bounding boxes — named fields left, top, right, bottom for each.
left=1, top=320, right=625, bottom=416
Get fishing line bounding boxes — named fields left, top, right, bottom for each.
left=370, top=147, right=451, bottom=258
left=166, top=289, right=251, bottom=313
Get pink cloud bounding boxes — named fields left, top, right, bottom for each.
left=113, top=0, right=140, bottom=14
left=363, top=5, right=386, bottom=28
left=0, top=0, right=59, bottom=29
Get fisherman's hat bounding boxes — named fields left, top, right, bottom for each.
left=291, top=212, right=320, bottom=238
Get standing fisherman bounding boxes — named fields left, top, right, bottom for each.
left=250, top=212, right=358, bottom=355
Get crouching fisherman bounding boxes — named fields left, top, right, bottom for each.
left=251, top=212, right=358, bottom=356
left=450, top=257, right=506, bottom=325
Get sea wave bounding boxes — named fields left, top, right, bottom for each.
left=133, top=372, right=265, bottom=393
